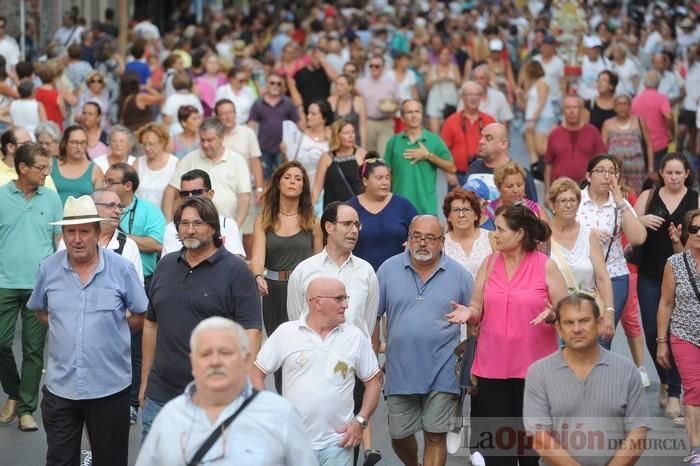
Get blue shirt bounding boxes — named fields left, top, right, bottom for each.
left=120, top=196, right=165, bottom=278
left=27, top=248, right=148, bottom=400
left=348, top=194, right=418, bottom=271
left=125, top=60, right=151, bottom=85
left=377, top=250, right=473, bottom=395
left=465, top=159, right=538, bottom=202
left=0, top=181, right=62, bottom=288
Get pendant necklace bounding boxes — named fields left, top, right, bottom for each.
left=412, top=271, right=430, bottom=301
left=279, top=210, right=298, bottom=219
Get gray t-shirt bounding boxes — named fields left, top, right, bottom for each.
left=524, top=349, right=649, bottom=466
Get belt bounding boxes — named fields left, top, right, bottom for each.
left=265, top=269, right=293, bottom=281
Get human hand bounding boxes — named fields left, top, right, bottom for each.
left=657, top=342, right=670, bottom=369
left=256, top=275, right=269, bottom=296
left=336, top=419, right=363, bottom=448
left=446, top=301, right=474, bottom=324
left=530, top=300, right=553, bottom=325
left=403, top=142, right=430, bottom=164
left=668, top=223, right=682, bottom=245
left=599, top=312, right=615, bottom=341
left=638, top=214, right=666, bottom=231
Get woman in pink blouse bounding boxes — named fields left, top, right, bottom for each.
left=448, top=203, right=568, bottom=466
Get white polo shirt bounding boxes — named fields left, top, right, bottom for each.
left=161, top=215, right=245, bottom=257
left=223, top=124, right=262, bottom=164
left=255, top=319, right=379, bottom=450
left=286, top=250, right=379, bottom=337
left=169, top=148, right=252, bottom=220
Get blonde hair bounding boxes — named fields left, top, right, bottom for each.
left=328, top=119, right=355, bottom=153
left=493, top=161, right=527, bottom=189
left=136, top=122, right=170, bottom=148
left=548, top=177, right=581, bottom=207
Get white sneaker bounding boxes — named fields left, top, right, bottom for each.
left=81, top=450, right=92, bottom=466
left=446, top=427, right=463, bottom=454
left=470, top=451, right=486, bottom=466
left=639, top=366, right=650, bottom=388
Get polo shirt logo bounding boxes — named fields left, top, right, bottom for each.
left=295, top=352, right=308, bottom=367
left=333, top=361, right=349, bottom=379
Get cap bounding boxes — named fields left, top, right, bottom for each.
left=462, top=178, right=490, bottom=200
left=489, top=38, right=504, bottom=52
left=583, top=35, right=603, bottom=48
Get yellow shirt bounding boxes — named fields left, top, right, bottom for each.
left=0, top=160, right=57, bottom=190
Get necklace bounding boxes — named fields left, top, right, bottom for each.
left=279, top=210, right=298, bottom=219
left=411, top=270, right=433, bottom=301
left=616, top=118, right=632, bottom=130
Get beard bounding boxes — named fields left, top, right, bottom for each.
left=182, top=238, right=204, bottom=250
left=412, top=248, right=434, bottom=262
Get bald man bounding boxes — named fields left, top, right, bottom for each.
left=252, top=276, right=381, bottom=466
left=464, top=122, right=538, bottom=203
left=441, top=81, right=496, bottom=185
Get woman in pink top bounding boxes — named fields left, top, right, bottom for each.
left=448, top=204, right=567, bottom=466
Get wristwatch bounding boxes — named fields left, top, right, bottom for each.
left=256, top=187, right=264, bottom=193
left=355, top=415, right=368, bottom=429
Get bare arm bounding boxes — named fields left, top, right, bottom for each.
left=129, top=235, right=162, bottom=253
left=601, top=120, right=610, bottom=146
left=35, top=310, right=49, bottom=326
left=656, top=261, right=675, bottom=369
left=606, top=427, right=648, bottom=466
left=139, top=319, right=158, bottom=407
left=251, top=215, right=269, bottom=296
left=249, top=158, right=264, bottom=203
left=127, top=312, right=144, bottom=332
left=545, top=259, right=569, bottom=308
left=311, top=154, right=331, bottom=205
left=544, top=164, right=552, bottom=203
left=38, top=101, right=47, bottom=122
left=637, top=118, right=655, bottom=174
left=161, top=185, right=179, bottom=222
left=92, top=165, right=104, bottom=190
left=287, top=76, right=303, bottom=108
left=590, top=231, right=615, bottom=341
left=532, top=431, right=582, bottom=465
left=236, top=193, right=251, bottom=228
left=312, top=218, right=323, bottom=253
left=250, top=365, right=267, bottom=391
left=355, top=96, right=368, bottom=148
left=246, top=329, right=261, bottom=360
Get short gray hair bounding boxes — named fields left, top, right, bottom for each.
left=190, top=317, right=250, bottom=355
left=643, top=70, right=661, bottom=89
left=108, top=124, right=136, bottom=150
left=199, top=117, right=225, bottom=136
left=35, top=121, right=61, bottom=142
left=472, top=64, right=490, bottom=79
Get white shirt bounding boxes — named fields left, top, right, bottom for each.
left=162, top=215, right=245, bottom=257
left=52, top=25, right=84, bottom=47
left=610, top=58, right=639, bottom=96
left=135, top=382, right=319, bottom=466
left=533, top=54, right=565, bottom=102
left=287, top=250, right=379, bottom=337
left=255, top=319, right=379, bottom=450
left=94, top=155, right=135, bottom=174
left=386, top=69, right=418, bottom=102
left=683, top=62, right=700, bottom=111
left=481, top=87, right=513, bottom=123
left=58, top=229, right=144, bottom=284
left=162, top=93, right=204, bottom=135
left=577, top=55, right=610, bottom=101
left=215, top=85, right=256, bottom=125
left=0, top=36, right=20, bottom=72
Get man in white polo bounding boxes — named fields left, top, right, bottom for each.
left=251, top=276, right=382, bottom=466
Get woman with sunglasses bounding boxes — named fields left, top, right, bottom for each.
left=215, top=67, right=255, bottom=125
left=635, top=153, right=700, bottom=421
left=133, top=123, right=179, bottom=209
left=348, top=157, right=417, bottom=271
left=52, top=125, right=104, bottom=205
left=76, top=70, right=110, bottom=129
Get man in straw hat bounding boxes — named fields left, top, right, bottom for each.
left=27, top=194, right=148, bottom=466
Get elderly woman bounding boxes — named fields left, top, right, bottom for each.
left=75, top=69, right=111, bottom=129
left=133, top=123, right=179, bottom=208
left=548, top=177, right=615, bottom=341
left=443, top=187, right=493, bottom=277
left=657, top=209, right=700, bottom=461
left=94, top=125, right=136, bottom=173
left=35, top=121, right=61, bottom=157
left=487, top=161, right=547, bottom=221
left=448, top=204, right=568, bottom=466
left=52, top=125, right=104, bottom=205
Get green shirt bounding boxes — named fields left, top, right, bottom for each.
left=0, top=181, right=63, bottom=289
left=120, top=196, right=166, bottom=278
left=384, top=129, right=453, bottom=215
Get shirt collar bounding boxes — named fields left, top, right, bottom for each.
left=402, top=248, right=448, bottom=272
left=320, top=248, right=355, bottom=269
left=198, top=148, right=230, bottom=163
left=9, top=180, right=45, bottom=196
left=580, top=187, right=615, bottom=208
left=554, top=347, right=611, bottom=370
left=177, top=245, right=227, bottom=267
left=399, top=130, right=427, bottom=143
left=62, top=247, right=106, bottom=276
left=297, top=314, right=345, bottom=334
left=185, top=379, right=254, bottom=404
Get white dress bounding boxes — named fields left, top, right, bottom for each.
left=135, top=154, right=179, bottom=208
left=289, top=134, right=328, bottom=188
left=551, top=225, right=595, bottom=294
left=443, top=229, right=492, bottom=278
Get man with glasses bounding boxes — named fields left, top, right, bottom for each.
left=0, top=143, right=63, bottom=431
left=0, top=128, right=57, bottom=189
left=248, top=73, right=300, bottom=179
left=375, top=215, right=473, bottom=466
left=140, top=196, right=261, bottom=441
left=358, top=54, right=398, bottom=154
left=161, top=169, right=244, bottom=256
left=252, top=276, right=381, bottom=466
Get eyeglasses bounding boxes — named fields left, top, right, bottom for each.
left=313, top=295, right=350, bottom=303
left=409, top=234, right=443, bottom=244
left=591, top=168, right=617, bottom=176
left=94, top=201, right=125, bottom=210
left=178, top=220, right=209, bottom=229
left=103, top=178, right=125, bottom=186
left=450, top=207, right=473, bottom=216
left=29, top=164, right=51, bottom=173
left=335, top=220, right=362, bottom=230
left=88, top=79, right=104, bottom=84
left=68, top=140, right=88, bottom=147
left=688, top=225, right=700, bottom=235
left=369, top=64, right=383, bottom=69
left=556, top=198, right=578, bottom=205
left=179, top=188, right=210, bottom=198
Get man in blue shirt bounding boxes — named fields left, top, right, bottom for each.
left=28, top=194, right=148, bottom=466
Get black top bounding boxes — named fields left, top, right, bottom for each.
left=639, top=187, right=699, bottom=280
left=293, top=66, right=331, bottom=111
left=586, top=98, right=616, bottom=132
left=323, top=151, right=362, bottom=208
left=145, top=247, right=262, bottom=403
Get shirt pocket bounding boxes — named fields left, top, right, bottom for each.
left=92, top=287, right=123, bottom=313
left=325, top=350, right=355, bottom=386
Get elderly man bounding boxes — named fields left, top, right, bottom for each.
left=136, top=317, right=318, bottom=466
left=471, top=65, right=513, bottom=127
left=28, top=195, right=148, bottom=465
left=161, top=169, right=244, bottom=256
left=465, top=122, right=538, bottom=202
left=163, top=118, right=251, bottom=224
left=524, top=294, right=649, bottom=465
left=358, top=54, right=399, bottom=154
left=376, top=215, right=473, bottom=466
left=544, top=95, right=606, bottom=197
left=632, top=70, right=674, bottom=170
left=385, top=99, right=455, bottom=215
left=0, top=143, right=62, bottom=431
left=441, top=81, right=496, bottom=185
left=252, top=276, right=382, bottom=466
left=638, top=53, right=681, bottom=104
left=0, top=128, right=57, bottom=189
left=140, top=196, right=261, bottom=440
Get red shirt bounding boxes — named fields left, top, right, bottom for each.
left=631, top=89, right=672, bottom=151
left=441, top=111, right=495, bottom=173
left=35, top=87, right=62, bottom=130
left=544, top=124, right=606, bottom=183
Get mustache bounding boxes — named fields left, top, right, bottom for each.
left=205, top=367, right=227, bottom=377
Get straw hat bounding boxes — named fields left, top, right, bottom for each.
left=50, top=195, right=108, bottom=226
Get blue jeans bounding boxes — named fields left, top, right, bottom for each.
left=600, top=275, right=629, bottom=350
left=261, top=150, right=282, bottom=180
left=315, top=445, right=353, bottom=466
left=141, top=397, right=167, bottom=444
left=637, top=274, right=682, bottom=397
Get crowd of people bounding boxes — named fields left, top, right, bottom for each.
left=1, top=1, right=700, bottom=465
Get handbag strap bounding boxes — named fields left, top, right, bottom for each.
left=682, top=251, right=700, bottom=307
left=551, top=241, right=579, bottom=293
left=187, top=389, right=260, bottom=466
left=604, top=206, right=618, bottom=263
left=332, top=154, right=357, bottom=198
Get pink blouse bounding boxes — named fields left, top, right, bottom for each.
left=471, top=251, right=557, bottom=379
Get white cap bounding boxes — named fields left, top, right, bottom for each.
left=489, top=38, right=504, bottom=52
left=583, top=35, right=603, bottom=48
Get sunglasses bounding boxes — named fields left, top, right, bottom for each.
left=268, top=81, right=283, bottom=86
left=688, top=225, right=700, bottom=235
left=179, top=188, right=209, bottom=198
left=89, top=79, right=104, bottom=84
left=369, top=64, right=382, bottom=69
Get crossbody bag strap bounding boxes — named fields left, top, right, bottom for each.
left=682, top=252, right=700, bottom=306
left=333, top=158, right=357, bottom=198
left=551, top=241, right=579, bottom=292
left=187, top=389, right=260, bottom=466
left=604, top=206, right=618, bottom=263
